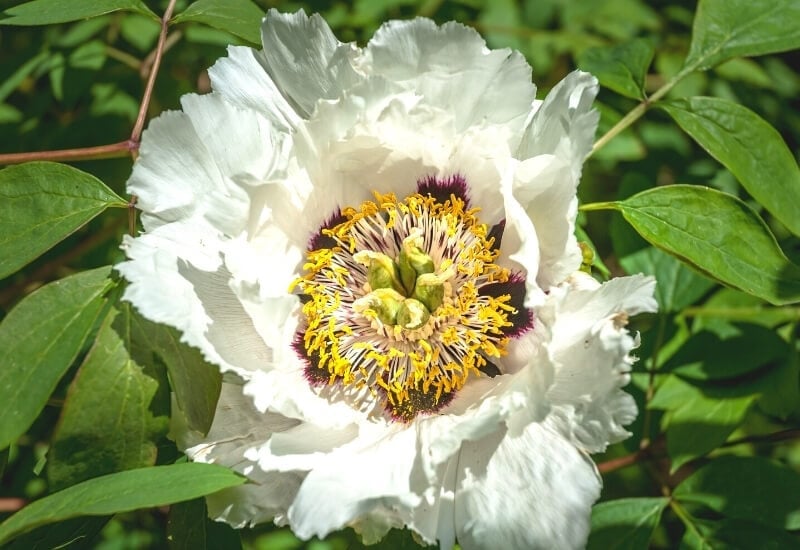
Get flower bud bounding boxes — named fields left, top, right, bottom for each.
left=396, top=298, right=430, bottom=330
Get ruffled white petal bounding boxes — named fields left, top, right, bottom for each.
left=261, top=9, right=363, bottom=117
left=366, top=18, right=536, bottom=134
left=208, top=46, right=300, bottom=132
left=542, top=273, right=657, bottom=451
left=453, top=422, right=601, bottom=550
left=514, top=71, right=600, bottom=288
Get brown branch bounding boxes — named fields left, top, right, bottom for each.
left=0, top=498, right=26, bottom=513
left=722, top=428, right=800, bottom=449
left=598, top=448, right=648, bottom=474
left=130, top=0, right=179, bottom=145
left=0, top=141, right=136, bottom=166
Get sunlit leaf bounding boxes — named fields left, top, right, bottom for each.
left=579, top=38, right=654, bottom=99
left=0, top=162, right=127, bottom=280
left=674, top=456, right=800, bottom=530
left=666, top=324, right=789, bottom=380
left=0, top=463, right=246, bottom=546
left=48, top=306, right=169, bottom=491
left=172, top=0, right=263, bottom=45
left=661, top=97, right=800, bottom=237
left=620, top=247, right=714, bottom=312
left=593, top=185, right=800, bottom=305
left=588, top=497, right=668, bottom=550
left=649, top=374, right=758, bottom=471
left=684, top=0, right=800, bottom=71
left=0, top=267, right=115, bottom=451
left=0, top=0, right=157, bottom=25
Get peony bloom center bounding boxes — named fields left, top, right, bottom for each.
left=292, top=175, right=531, bottom=421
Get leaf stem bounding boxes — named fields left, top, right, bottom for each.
left=590, top=67, right=692, bottom=157
left=578, top=201, right=618, bottom=211
left=130, top=0, right=179, bottom=146
left=105, top=45, right=142, bottom=70
left=0, top=141, right=137, bottom=166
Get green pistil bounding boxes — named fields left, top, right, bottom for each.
left=354, top=232, right=447, bottom=330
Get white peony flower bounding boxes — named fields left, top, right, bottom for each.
left=117, top=9, right=657, bottom=550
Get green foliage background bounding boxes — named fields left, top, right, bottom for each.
left=0, top=0, right=798, bottom=548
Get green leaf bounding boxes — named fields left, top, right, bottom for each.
left=682, top=519, right=800, bottom=550
left=666, top=324, right=789, bottom=380
left=0, top=0, right=157, bottom=25
left=131, top=315, right=221, bottom=435
left=4, top=517, right=109, bottom=550
left=167, top=498, right=243, bottom=550
left=0, top=267, right=115, bottom=451
left=166, top=498, right=207, bottom=549
left=684, top=0, right=800, bottom=71
left=172, top=0, right=263, bottom=45
left=588, top=497, right=669, bottom=550
left=620, top=247, right=714, bottom=313
left=0, top=162, right=127, bottom=280
left=692, top=288, right=800, bottom=332
left=649, top=374, right=757, bottom=471
left=0, top=50, right=48, bottom=103
left=579, top=38, right=654, bottom=99
left=595, top=185, right=800, bottom=306
left=661, top=97, right=800, bottom=237
left=0, top=463, right=246, bottom=546
left=674, top=456, right=800, bottom=530
left=47, top=306, right=169, bottom=491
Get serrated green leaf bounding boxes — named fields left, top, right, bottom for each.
left=661, top=97, right=800, bottom=237
left=674, top=456, right=800, bottom=530
left=684, top=0, right=800, bottom=71
left=0, top=0, right=157, bottom=25
left=172, top=0, right=263, bottom=45
left=588, top=497, right=668, bottom=550
left=0, top=267, right=115, bottom=451
left=130, top=313, right=221, bottom=435
left=667, top=324, right=789, bottom=380
left=0, top=463, right=246, bottom=546
left=0, top=162, right=126, bottom=280
left=620, top=247, right=714, bottom=312
left=595, top=185, right=800, bottom=306
left=47, top=306, right=169, bottom=491
left=579, top=38, right=654, bottom=99
left=649, top=374, right=757, bottom=471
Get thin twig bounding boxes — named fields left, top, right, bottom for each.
left=0, top=141, right=136, bottom=166
left=130, top=0, right=179, bottom=145
left=597, top=448, right=647, bottom=474
left=0, top=498, right=26, bottom=513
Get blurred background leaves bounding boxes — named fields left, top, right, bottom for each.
left=0, top=0, right=798, bottom=548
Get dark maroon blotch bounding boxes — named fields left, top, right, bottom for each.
left=478, top=272, right=534, bottom=337
left=416, top=174, right=470, bottom=207
left=292, top=331, right=329, bottom=387
left=308, top=209, right=347, bottom=251
left=488, top=219, right=506, bottom=251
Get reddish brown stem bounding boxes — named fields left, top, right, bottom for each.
left=597, top=449, right=647, bottom=474
left=0, top=498, right=26, bottom=513
left=131, top=0, right=179, bottom=145
left=0, top=141, right=136, bottom=166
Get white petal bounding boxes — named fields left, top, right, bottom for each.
left=208, top=45, right=300, bottom=131
left=177, top=383, right=305, bottom=527
left=543, top=274, right=657, bottom=451
left=514, top=71, right=600, bottom=288
left=454, top=422, right=601, bottom=550
left=261, top=9, right=363, bottom=117
left=367, top=18, right=536, bottom=134
left=287, top=425, right=421, bottom=540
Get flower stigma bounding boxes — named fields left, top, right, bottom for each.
left=291, top=177, right=529, bottom=422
